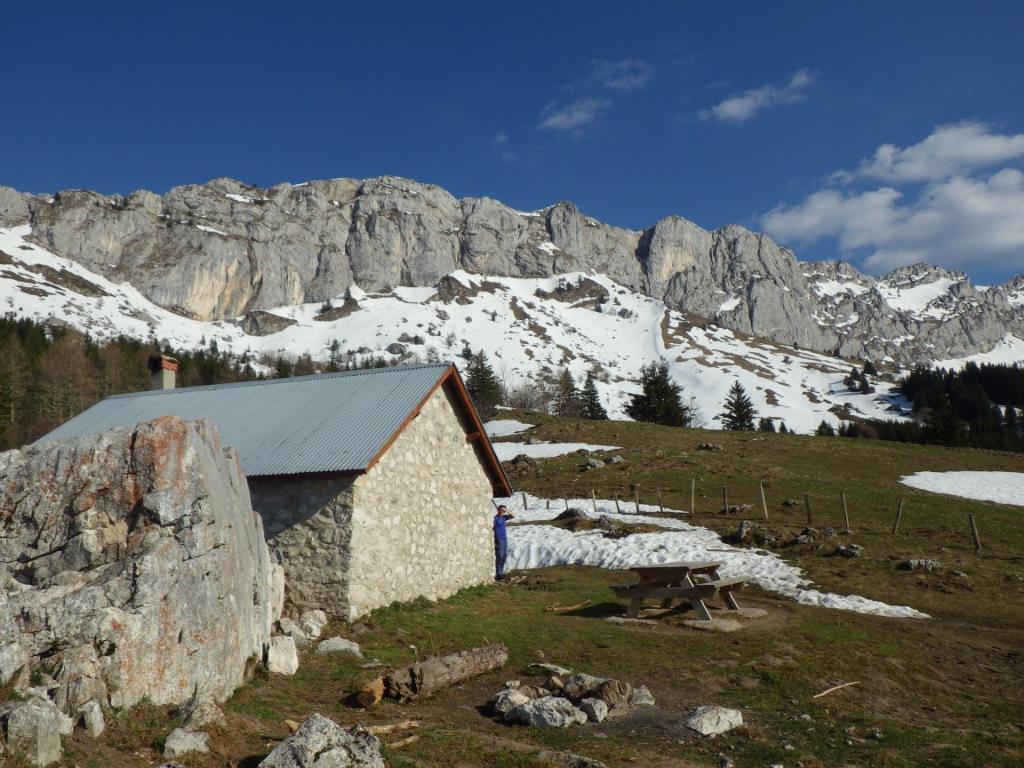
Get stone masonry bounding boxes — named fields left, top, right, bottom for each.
left=248, top=384, right=494, bottom=619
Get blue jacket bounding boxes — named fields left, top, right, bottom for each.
left=493, top=514, right=508, bottom=543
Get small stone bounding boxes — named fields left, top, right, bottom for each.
left=316, top=636, right=362, bottom=657
left=561, top=673, right=608, bottom=701
left=580, top=698, right=608, bottom=723
left=719, top=755, right=735, bottom=768
left=835, top=544, right=863, bottom=558
left=298, top=609, right=328, bottom=640
left=629, top=685, right=656, bottom=707
left=686, top=705, right=743, bottom=736
left=526, top=662, right=572, bottom=677
left=259, top=714, right=384, bottom=767
left=608, top=455, right=626, bottom=464
left=492, top=687, right=531, bottom=716
left=163, top=728, right=210, bottom=759
left=869, top=730, right=884, bottom=740
left=545, top=675, right=565, bottom=692
left=583, top=458, right=606, bottom=470
left=504, top=696, right=588, bottom=728
left=784, top=743, right=795, bottom=750
left=3, top=696, right=71, bottom=766
left=285, top=719, right=301, bottom=733
left=504, top=679, right=521, bottom=689
left=277, top=617, right=311, bottom=648
left=897, top=559, right=941, bottom=572
left=77, top=699, right=105, bottom=738
left=266, top=636, right=299, bottom=675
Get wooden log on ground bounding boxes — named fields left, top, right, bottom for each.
left=381, top=643, right=509, bottom=703
left=367, top=720, right=421, bottom=735
left=521, top=491, right=528, bottom=509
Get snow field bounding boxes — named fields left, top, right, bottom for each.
left=496, top=493, right=928, bottom=620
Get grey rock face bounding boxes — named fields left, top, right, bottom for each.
left=258, top=713, right=385, bottom=768
left=1, top=175, right=1021, bottom=365
left=0, top=416, right=276, bottom=714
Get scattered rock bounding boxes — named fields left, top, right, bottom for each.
left=686, top=705, right=744, bottom=736
left=683, top=618, right=742, bottom=633
left=317, top=637, right=362, bottom=657
left=298, top=610, right=328, bottom=640
left=354, top=677, right=384, bottom=709
left=579, top=698, right=608, bottom=723
left=608, top=455, right=626, bottom=464
left=897, top=559, right=941, bottom=572
left=505, top=696, right=588, bottom=728
left=175, top=695, right=225, bottom=729
left=561, top=673, right=609, bottom=701
left=77, top=699, right=105, bottom=738
left=835, top=544, right=863, bottom=558
left=492, top=687, right=532, bottom=716
left=258, top=713, right=384, bottom=768
left=583, top=458, right=606, bottom=470
left=629, top=686, right=656, bottom=707
left=266, top=636, right=300, bottom=675
left=722, top=504, right=752, bottom=515
left=163, top=728, right=210, bottom=759
left=719, top=755, right=735, bottom=768
left=545, top=675, right=565, bottom=692
left=1, top=696, right=73, bottom=766
left=782, top=499, right=799, bottom=508
left=385, top=342, right=406, bottom=355
left=277, top=618, right=312, bottom=648
left=526, top=663, right=573, bottom=677
left=696, top=442, right=723, bottom=452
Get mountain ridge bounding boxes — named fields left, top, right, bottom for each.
left=0, top=174, right=1021, bottom=366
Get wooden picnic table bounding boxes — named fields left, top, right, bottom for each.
left=611, top=561, right=747, bottom=621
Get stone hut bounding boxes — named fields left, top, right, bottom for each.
left=39, top=363, right=511, bottom=619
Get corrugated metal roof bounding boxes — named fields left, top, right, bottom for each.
left=38, top=363, right=457, bottom=477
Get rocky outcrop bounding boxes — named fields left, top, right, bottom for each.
left=259, top=714, right=385, bottom=768
left=0, top=416, right=277, bottom=718
left=1, top=175, right=1021, bottom=365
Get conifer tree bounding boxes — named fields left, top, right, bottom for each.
left=553, top=368, right=581, bottom=418
left=815, top=420, right=836, bottom=436
left=625, top=361, right=690, bottom=427
left=464, top=350, right=503, bottom=418
left=778, top=422, right=789, bottom=434
left=758, top=416, right=776, bottom=433
left=580, top=373, right=608, bottom=420
left=863, top=360, right=878, bottom=376
left=719, top=381, right=757, bottom=431
left=923, top=395, right=967, bottom=446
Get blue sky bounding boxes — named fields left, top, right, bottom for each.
left=2, top=1, right=1023, bottom=282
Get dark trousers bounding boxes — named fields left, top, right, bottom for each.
left=494, top=537, right=508, bottom=579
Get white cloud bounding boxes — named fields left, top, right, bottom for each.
left=538, top=97, right=611, bottom=132
left=589, top=59, right=653, bottom=91
left=699, top=69, right=813, bottom=123
left=838, top=121, right=1024, bottom=183
left=492, top=130, right=510, bottom=145
left=761, top=168, right=1024, bottom=272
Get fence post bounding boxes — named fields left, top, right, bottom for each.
left=613, top=492, right=621, bottom=514
left=803, top=493, right=812, bottom=526
left=591, top=489, right=598, bottom=515
left=892, top=498, right=904, bottom=535
left=841, top=492, right=850, bottom=531
left=722, top=486, right=729, bottom=515
left=759, top=483, right=769, bottom=522
left=633, top=485, right=641, bottom=514
left=657, top=486, right=665, bottom=514
left=968, top=513, right=982, bottom=553
left=690, top=479, right=696, bottom=515
left=521, top=491, right=528, bottom=510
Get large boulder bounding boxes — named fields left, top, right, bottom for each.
left=258, top=713, right=384, bottom=768
left=0, top=696, right=73, bottom=766
left=0, top=417, right=277, bottom=714
left=504, top=697, right=589, bottom=728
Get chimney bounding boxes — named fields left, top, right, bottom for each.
left=148, top=354, right=179, bottom=390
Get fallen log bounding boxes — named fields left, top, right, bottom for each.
left=374, top=643, right=509, bottom=703
left=813, top=680, right=860, bottom=699
left=367, top=720, right=421, bottom=736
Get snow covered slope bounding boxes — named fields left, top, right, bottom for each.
left=0, top=225, right=908, bottom=433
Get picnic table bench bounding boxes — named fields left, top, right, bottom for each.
left=611, top=561, right=747, bottom=621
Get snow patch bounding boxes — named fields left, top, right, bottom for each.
left=900, top=471, right=1024, bottom=507
left=484, top=419, right=536, bottom=438
left=492, top=442, right=620, bottom=461
left=501, top=494, right=928, bottom=619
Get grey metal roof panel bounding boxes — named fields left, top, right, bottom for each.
left=38, top=363, right=454, bottom=477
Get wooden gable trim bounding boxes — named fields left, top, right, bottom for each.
left=361, top=364, right=513, bottom=497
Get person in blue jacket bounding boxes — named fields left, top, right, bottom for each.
left=493, top=504, right=515, bottom=580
